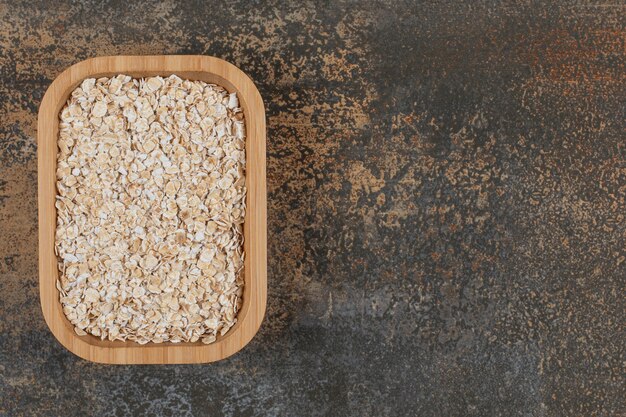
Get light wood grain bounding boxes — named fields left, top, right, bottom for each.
left=38, top=56, right=266, bottom=364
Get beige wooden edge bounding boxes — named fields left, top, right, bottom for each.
left=38, top=56, right=267, bottom=364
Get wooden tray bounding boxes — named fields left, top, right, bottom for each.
left=37, top=56, right=267, bottom=364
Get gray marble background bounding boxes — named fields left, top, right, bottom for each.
left=0, top=1, right=624, bottom=416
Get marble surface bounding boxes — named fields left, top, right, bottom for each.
left=0, top=1, right=624, bottom=416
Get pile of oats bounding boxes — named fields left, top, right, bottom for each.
left=55, top=75, right=246, bottom=344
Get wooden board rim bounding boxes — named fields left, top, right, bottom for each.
left=37, top=55, right=267, bottom=364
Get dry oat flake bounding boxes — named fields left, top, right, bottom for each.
left=55, top=75, right=246, bottom=344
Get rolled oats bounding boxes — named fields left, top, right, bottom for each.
left=56, top=74, right=246, bottom=344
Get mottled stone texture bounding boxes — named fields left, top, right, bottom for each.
left=0, top=1, right=624, bottom=416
